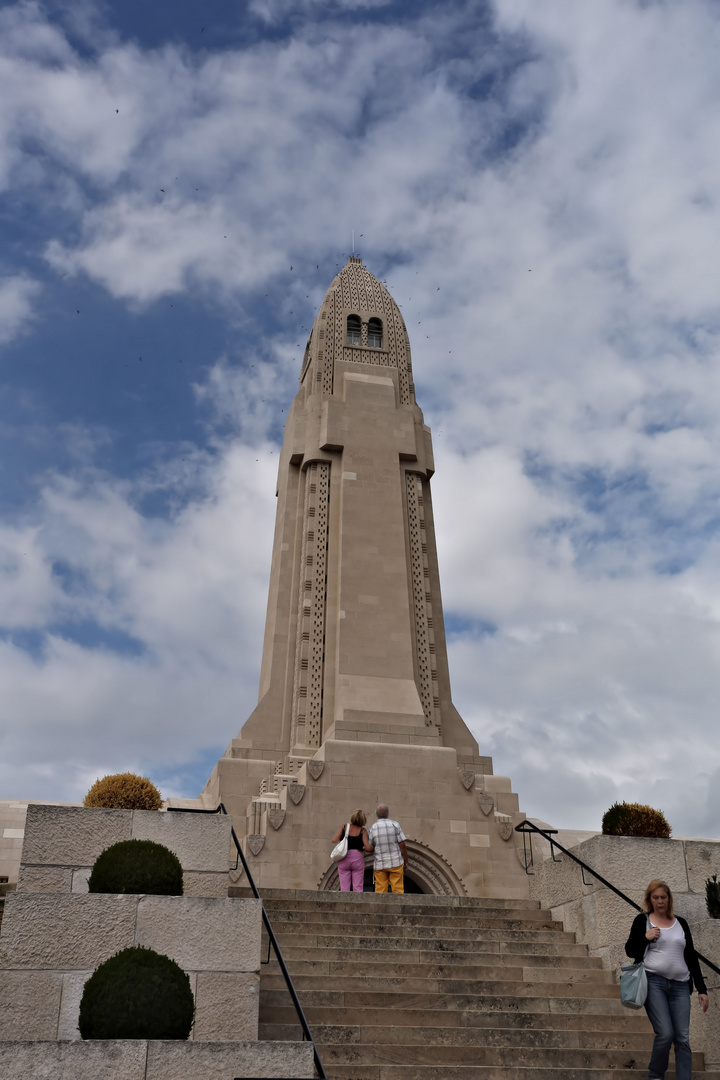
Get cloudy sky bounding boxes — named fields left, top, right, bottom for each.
left=1, top=0, right=719, bottom=839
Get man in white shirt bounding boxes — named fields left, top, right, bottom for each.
left=367, top=804, right=409, bottom=894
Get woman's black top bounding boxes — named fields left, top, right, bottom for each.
left=625, top=912, right=707, bottom=995
left=340, top=825, right=365, bottom=851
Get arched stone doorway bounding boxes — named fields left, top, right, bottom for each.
left=316, top=840, right=467, bottom=895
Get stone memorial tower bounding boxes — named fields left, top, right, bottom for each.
left=201, top=258, right=529, bottom=898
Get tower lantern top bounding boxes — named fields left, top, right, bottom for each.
left=300, top=258, right=415, bottom=405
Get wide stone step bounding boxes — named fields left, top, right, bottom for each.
left=316, top=1067, right=719, bottom=1080
left=275, top=940, right=596, bottom=962
left=318, top=1043, right=710, bottom=1069
left=269, top=915, right=564, bottom=934
left=271, top=929, right=576, bottom=952
left=264, top=956, right=606, bottom=980
left=261, top=970, right=616, bottom=994
left=260, top=985, right=621, bottom=1011
left=262, top=959, right=604, bottom=984
left=259, top=1006, right=653, bottom=1032
left=258, top=890, right=541, bottom=911
left=261, top=1023, right=654, bottom=1050
left=266, top=908, right=555, bottom=928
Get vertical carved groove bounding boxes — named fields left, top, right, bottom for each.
left=406, top=472, right=439, bottom=727
left=292, top=462, right=331, bottom=748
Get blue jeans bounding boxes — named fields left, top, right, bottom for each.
left=644, top=973, right=692, bottom=1080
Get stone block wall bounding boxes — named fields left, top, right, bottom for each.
left=0, top=892, right=262, bottom=1041
left=0, top=806, right=314, bottom=1079
left=17, top=804, right=232, bottom=898
left=0, top=1039, right=314, bottom=1080
left=528, top=833, right=720, bottom=1067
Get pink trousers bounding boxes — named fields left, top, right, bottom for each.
left=338, top=849, right=365, bottom=891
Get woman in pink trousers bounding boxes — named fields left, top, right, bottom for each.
left=331, top=810, right=372, bottom=891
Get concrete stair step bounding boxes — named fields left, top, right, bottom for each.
left=271, top=929, right=577, bottom=951
left=258, top=890, right=541, bottom=911
left=269, top=917, right=564, bottom=935
left=318, top=1044, right=710, bottom=1069
left=264, top=956, right=606, bottom=979
left=267, top=908, right=556, bottom=928
left=260, top=1023, right=654, bottom=1050
left=260, top=987, right=622, bottom=1010
left=317, top=1068, right=719, bottom=1080
left=275, top=941, right=597, bottom=961
left=259, top=1006, right=653, bottom=1031
left=261, top=971, right=616, bottom=994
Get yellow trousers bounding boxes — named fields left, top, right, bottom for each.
left=374, top=864, right=404, bottom=893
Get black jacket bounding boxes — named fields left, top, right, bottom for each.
left=625, top=912, right=707, bottom=995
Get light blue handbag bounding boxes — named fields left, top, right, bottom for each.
left=620, top=917, right=651, bottom=1009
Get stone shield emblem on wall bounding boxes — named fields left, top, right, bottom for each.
left=477, top=793, right=494, bottom=816
left=307, top=760, right=324, bottom=781
left=247, top=835, right=265, bottom=856
left=288, top=782, right=305, bottom=805
left=459, top=769, right=475, bottom=790
left=267, top=807, right=286, bottom=831
left=497, top=821, right=513, bottom=842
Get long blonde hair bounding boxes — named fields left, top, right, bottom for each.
left=643, top=879, right=674, bottom=918
left=350, top=809, right=366, bottom=827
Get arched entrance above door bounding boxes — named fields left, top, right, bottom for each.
left=316, top=839, right=467, bottom=895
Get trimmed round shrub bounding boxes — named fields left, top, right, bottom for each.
left=88, top=839, right=183, bottom=896
left=84, top=772, right=162, bottom=810
left=79, top=946, right=194, bottom=1040
left=601, top=801, right=671, bottom=839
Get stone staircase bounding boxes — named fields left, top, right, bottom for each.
left=256, top=889, right=719, bottom=1080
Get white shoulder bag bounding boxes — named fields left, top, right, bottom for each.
left=330, top=823, right=352, bottom=862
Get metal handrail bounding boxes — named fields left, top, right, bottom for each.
left=169, top=803, right=327, bottom=1079
left=515, top=819, right=720, bottom=979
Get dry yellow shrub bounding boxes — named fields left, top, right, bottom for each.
left=84, top=773, right=162, bottom=811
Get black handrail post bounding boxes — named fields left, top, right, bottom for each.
left=515, top=819, right=720, bottom=980
left=168, top=803, right=327, bottom=1079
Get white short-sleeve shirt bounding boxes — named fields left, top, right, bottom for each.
left=368, top=818, right=406, bottom=870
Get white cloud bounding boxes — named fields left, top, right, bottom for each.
left=0, top=275, right=40, bottom=346
left=0, top=429, right=278, bottom=801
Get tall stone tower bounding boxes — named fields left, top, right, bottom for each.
left=201, top=258, right=528, bottom=898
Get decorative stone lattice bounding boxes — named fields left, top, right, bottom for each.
left=405, top=473, right=439, bottom=726
left=291, top=462, right=330, bottom=749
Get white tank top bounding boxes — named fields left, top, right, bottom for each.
left=643, top=918, right=690, bottom=982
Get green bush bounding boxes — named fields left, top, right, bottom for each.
left=601, top=801, right=671, bottom=839
left=79, top=946, right=194, bottom=1040
left=84, top=773, right=162, bottom=810
left=88, top=839, right=183, bottom=896
left=706, top=873, right=720, bottom=919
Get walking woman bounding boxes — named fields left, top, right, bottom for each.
left=331, top=810, right=372, bottom=892
left=625, top=879, right=709, bottom=1080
